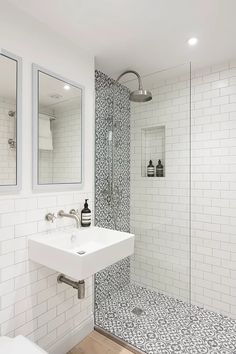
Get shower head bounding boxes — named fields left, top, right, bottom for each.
left=130, top=89, right=152, bottom=102
left=115, top=70, right=152, bottom=102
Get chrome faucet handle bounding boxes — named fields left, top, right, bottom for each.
left=45, top=212, right=56, bottom=223
left=69, top=209, right=80, bottom=219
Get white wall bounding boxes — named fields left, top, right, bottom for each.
left=0, top=2, right=94, bottom=353
left=130, top=60, right=236, bottom=319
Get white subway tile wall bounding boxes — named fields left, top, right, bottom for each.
left=130, top=67, right=191, bottom=304
left=0, top=97, right=16, bottom=185
left=191, top=62, right=236, bottom=317
left=0, top=192, right=93, bottom=350
left=130, top=61, right=236, bottom=318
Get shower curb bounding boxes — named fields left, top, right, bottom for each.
left=95, top=326, right=145, bottom=354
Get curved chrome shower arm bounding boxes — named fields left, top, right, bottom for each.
left=115, top=70, right=143, bottom=90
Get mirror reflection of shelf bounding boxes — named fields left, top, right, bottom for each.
left=141, top=125, right=165, bottom=178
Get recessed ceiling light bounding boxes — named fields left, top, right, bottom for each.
left=64, top=84, right=70, bottom=90
left=188, top=37, right=198, bottom=46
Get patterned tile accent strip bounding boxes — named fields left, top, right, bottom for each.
left=94, top=70, right=131, bottom=305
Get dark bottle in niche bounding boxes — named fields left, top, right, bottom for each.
left=147, top=160, right=154, bottom=177
left=81, top=199, right=91, bottom=227
left=156, top=159, right=164, bottom=177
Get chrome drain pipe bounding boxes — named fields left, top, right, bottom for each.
left=57, top=274, right=85, bottom=299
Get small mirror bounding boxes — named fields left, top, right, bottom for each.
left=33, top=65, right=83, bottom=191
left=0, top=50, right=21, bottom=192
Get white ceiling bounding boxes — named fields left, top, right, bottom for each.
left=6, top=0, right=236, bottom=78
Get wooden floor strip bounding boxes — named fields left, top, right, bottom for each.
left=67, top=331, right=134, bottom=354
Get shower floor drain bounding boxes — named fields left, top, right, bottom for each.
left=131, top=307, right=144, bottom=316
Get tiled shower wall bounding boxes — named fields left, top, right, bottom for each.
left=130, top=61, right=236, bottom=318
left=130, top=66, right=191, bottom=303
left=191, top=61, right=236, bottom=317
left=0, top=97, right=16, bottom=185
left=95, top=71, right=131, bottom=305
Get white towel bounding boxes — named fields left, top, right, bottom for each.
left=39, top=114, right=53, bottom=150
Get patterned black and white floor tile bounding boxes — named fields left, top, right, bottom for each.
left=95, top=284, right=236, bottom=354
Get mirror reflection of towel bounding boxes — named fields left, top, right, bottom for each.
left=39, top=114, right=53, bottom=150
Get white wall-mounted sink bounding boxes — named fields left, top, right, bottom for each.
left=28, top=227, right=134, bottom=280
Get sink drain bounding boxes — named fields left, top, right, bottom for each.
left=77, top=250, right=86, bottom=255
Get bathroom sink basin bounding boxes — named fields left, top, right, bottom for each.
left=28, top=227, right=134, bottom=280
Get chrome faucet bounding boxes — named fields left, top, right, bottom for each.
left=58, top=209, right=81, bottom=228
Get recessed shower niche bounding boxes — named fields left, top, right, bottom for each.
left=141, top=125, right=165, bottom=177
